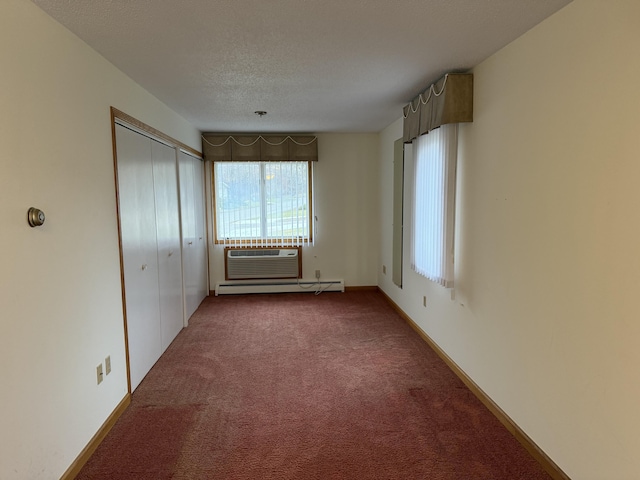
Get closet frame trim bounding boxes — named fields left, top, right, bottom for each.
left=111, top=107, right=202, bottom=158
left=110, top=107, right=203, bottom=393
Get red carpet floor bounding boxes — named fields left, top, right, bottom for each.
left=77, top=290, right=551, bottom=479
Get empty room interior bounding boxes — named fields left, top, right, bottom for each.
left=2, top=0, right=640, bottom=478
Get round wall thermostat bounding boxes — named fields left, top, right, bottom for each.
left=28, top=207, right=46, bottom=227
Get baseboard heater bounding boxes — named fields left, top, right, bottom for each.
left=215, top=279, right=345, bottom=295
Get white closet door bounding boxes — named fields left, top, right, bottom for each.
left=192, top=158, right=209, bottom=303
left=179, top=152, right=195, bottom=319
left=151, top=139, right=184, bottom=352
left=179, top=151, right=207, bottom=320
left=115, top=125, right=162, bottom=391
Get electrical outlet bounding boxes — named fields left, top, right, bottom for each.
left=96, top=364, right=104, bottom=385
left=423, top=296, right=427, bottom=307
left=315, top=270, right=321, bottom=279
left=382, top=265, right=386, bottom=275
left=105, top=356, right=111, bottom=375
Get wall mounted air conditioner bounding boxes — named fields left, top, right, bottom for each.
left=225, top=247, right=301, bottom=280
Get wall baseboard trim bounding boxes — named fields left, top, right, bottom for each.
left=378, top=288, right=571, bottom=480
left=344, top=285, right=378, bottom=292
left=60, top=393, right=131, bottom=480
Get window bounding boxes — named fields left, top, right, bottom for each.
left=213, top=161, right=312, bottom=246
left=411, top=124, right=458, bottom=288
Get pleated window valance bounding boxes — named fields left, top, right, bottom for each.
left=202, top=134, right=318, bottom=162
left=403, top=73, right=473, bottom=143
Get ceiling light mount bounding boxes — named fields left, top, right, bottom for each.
left=254, top=110, right=268, bottom=117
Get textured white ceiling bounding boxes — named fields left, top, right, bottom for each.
left=32, top=0, right=571, bottom=133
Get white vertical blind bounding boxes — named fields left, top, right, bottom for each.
left=411, top=124, right=458, bottom=288
left=214, top=161, right=311, bottom=247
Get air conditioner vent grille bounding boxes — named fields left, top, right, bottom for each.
left=225, top=247, right=301, bottom=280
left=229, top=249, right=280, bottom=257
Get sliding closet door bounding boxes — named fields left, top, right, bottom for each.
left=115, top=125, right=162, bottom=391
left=179, top=153, right=195, bottom=320
left=192, top=157, right=208, bottom=304
left=179, top=151, right=208, bottom=320
left=151, top=139, right=184, bottom=352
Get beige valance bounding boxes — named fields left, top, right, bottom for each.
left=403, top=73, right=473, bottom=143
left=202, top=134, right=318, bottom=162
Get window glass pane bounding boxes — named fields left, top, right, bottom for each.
left=215, top=162, right=261, bottom=241
left=265, top=162, right=309, bottom=239
left=214, top=161, right=311, bottom=245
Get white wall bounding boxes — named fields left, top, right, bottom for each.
left=0, top=1, right=200, bottom=478
left=379, top=0, right=640, bottom=478
left=209, top=133, right=380, bottom=288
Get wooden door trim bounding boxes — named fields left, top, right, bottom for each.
left=110, top=107, right=200, bottom=393
left=111, top=107, right=202, bottom=159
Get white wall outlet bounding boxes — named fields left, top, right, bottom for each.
left=315, top=269, right=321, bottom=279
left=96, top=364, right=104, bottom=385
left=382, top=265, right=387, bottom=275
left=105, top=356, right=111, bottom=375
left=423, top=296, right=427, bottom=307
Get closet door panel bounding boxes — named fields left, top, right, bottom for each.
left=192, top=158, right=208, bottom=304
left=179, top=152, right=207, bottom=320
left=151, top=140, right=184, bottom=351
left=179, top=153, right=196, bottom=319
left=115, top=125, right=162, bottom=391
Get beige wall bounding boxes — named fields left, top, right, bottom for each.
left=0, top=1, right=200, bottom=478
left=8, top=0, right=640, bottom=477
left=379, top=0, right=640, bottom=478
left=208, top=133, right=380, bottom=288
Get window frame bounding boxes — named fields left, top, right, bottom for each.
left=410, top=124, right=458, bottom=288
left=212, top=160, right=314, bottom=247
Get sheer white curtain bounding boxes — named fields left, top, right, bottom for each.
left=411, top=124, right=458, bottom=288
